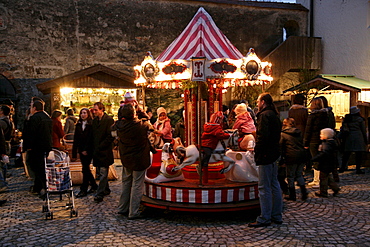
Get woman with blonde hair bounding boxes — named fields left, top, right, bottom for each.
left=303, top=97, right=330, bottom=187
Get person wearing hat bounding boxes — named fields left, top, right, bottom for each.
left=153, top=107, right=173, bottom=148
left=232, top=103, right=256, bottom=150
left=311, top=128, right=341, bottom=197
left=338, top=106, right=367, bottom=174
left=122, top=92, right=149, bottom=120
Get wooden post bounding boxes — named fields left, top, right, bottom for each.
left=350, top=91, right=358, bottom=108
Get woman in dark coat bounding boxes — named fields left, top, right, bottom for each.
left=113, top=104, right=153, bottom=219
left=72, top=108, right=97, bottom=198
left=339, top=106, right=367, bottom=174
left=303, top=97, right=329, bottom=187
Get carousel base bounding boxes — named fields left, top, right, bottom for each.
left=142, top=179, right=260, bottom=212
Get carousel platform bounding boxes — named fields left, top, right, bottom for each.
left=143, top=179, right=259, bottom=212
left=143, top=149, right=260, bottom=212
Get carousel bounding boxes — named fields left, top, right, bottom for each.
left=134, top=7, right=273, bottom=212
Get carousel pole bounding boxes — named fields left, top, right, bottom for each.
left=197, top=83, right=203, bottom=186
left=141, top=85, right=146, bottom=110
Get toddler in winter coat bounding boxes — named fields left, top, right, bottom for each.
left=201, top=111, right=230, bottom=169
left=153, top=107, right=173, bottom=148
left=233, top=103, right=256, bottom=150
left=311, top=128, right=340, bottom=197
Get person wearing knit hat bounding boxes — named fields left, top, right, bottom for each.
left=233, top=103, right=256, bottom=150
left=311, top=128, right=340, bottom=197
left=339, top=106, right=367, bottom=174
left=153, top=107, right=173, bottom=148
left=123, top=92, right=138, bottom=106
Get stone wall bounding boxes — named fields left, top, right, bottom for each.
left=0, top=0, right=308, bottom=128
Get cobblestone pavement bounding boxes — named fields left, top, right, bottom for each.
left=0, top=162, right=369, bottom=247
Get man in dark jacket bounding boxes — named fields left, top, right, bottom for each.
left=249, top=93, right=283, bottom=227
left=25, top=100, right=52, bottom=198
left=91, top=102, right=114, bottom=203
left=113, top=104, right=152, bottom=219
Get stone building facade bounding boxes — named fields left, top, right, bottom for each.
left=0, top=0, right=308, bottom=129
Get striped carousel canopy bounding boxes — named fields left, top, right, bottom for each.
left=156, top=7, right=244, bottom=62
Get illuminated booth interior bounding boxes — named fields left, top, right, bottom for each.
left=37, top=64, right=137, bottom=116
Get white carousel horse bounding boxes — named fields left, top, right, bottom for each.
left=224, top=135, right=259, bottom=182
left=172, top=131, right=238, bottom=174
left=172, top=134, right=259, bottom=182
left=145, top=142, right=185, bottom=183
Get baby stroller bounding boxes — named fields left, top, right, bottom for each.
left=42, top=149, right=77, bottom=220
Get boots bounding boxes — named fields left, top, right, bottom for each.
left=300, top=185, right=308, bottom=200
left=285, top=187, right=296, bottom=201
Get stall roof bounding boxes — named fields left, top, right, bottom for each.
left=283, top=74, right=370, bottom=94
left=37, top=64, right=136, bottom=94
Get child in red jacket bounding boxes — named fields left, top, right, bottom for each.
left=201, top=111, right=230, bottom=168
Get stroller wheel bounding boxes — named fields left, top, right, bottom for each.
left=70, top=209, right=78, bottom=218
left=45, top=211, right=53, bottom=220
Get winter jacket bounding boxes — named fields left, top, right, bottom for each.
left=113, top=118, right=152, bottom=171
left=303, top=109, right=329, bottom=147
left=26, top=111, right=52, bottom=153
left=233, top=112, right=256, bottom=135
left=342, top=114, right=367, bottom=152
left=288, top=104, right=308, bottom=134
left=325, top=107, right=336, bottom=130
left=255, top=105, right=281, bottom=165
left=201, top=123, right=230, bottom=150
left=91, top=113, right=114, bottom=167
left=311, top=139, right=338, bottom=173
left=52, top=118, right=64, bottom=148
left=153, top=118, right=173, bottom=140
left=280, top=127, right=306, bottom=165
left=72, top=120, right=93, bottom=159
left=64, top=115, right=77, bottom=134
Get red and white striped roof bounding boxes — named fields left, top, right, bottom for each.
left=156, top=7, right=244, bottom=62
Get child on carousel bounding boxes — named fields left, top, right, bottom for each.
left=232, top=103, right=256, bottom=150
left=201, top=111, right=230, bottom=170
left=153, top=107, right=173, bottom=148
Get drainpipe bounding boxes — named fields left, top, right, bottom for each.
left=310, top=0, right=314, bottom=37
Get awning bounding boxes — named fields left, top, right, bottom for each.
left=283, top=74, right=370, bottom=94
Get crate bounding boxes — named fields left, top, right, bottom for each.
left=69, top=162, right=96, bottom=185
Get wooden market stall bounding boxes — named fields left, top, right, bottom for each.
left=283, top=74, right=370, bottom=129
left=36, top=64, right=137, bottom=115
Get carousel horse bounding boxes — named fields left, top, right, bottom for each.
left=172, top=131, right=238, bottom=174
left=224, top=134, right=259, bottom=182
left=145, top=142, right=185, bottom=183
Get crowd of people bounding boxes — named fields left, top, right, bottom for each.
left=0, top=91, right=368, bottom=224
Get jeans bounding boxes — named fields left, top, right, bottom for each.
left=0, top=161, right=6, bottom=188
left=95, top=166, right=110, bottom=197
left=118, top=167, right=146, bottom=218
left=319, top=170, right=340, bottom=196
left=257, top=160, right=283, bottom=224
left=286, top=163, right=305, bottom=187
